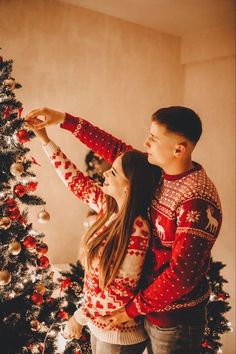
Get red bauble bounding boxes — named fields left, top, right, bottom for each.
left=14, top=184, right=27, bottom=197
left=16, top=129, right=30, bottom=144
left=31, top=292, right=44, bottom=305
left=7, top=207, right=21, bottom=220
left=27, top=181, right=38, bottom=192
left=216, top=293, right=226, bottom=301
left=5, top=198, right=17, bottom=207
left=37, top=256, right=49, bottom=269
left=57, top=309, right=69, bottom=320
left=36, top=243, right=48, bottom=254
left=201, top=341, right=211, bottom=349
left=23, top=236, right=37, bottom=249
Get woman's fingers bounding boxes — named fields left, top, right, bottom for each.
left=25, top=108, right=46, bottom=121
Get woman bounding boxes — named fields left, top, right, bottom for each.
left=28, top=119, right=161, bottom=354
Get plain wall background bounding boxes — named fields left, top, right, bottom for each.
left=0, top=0, right=235, bottom=352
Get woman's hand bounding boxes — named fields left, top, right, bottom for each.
left=63, top=316, right=83, bottom=340
left=26, top=117, right=50, bottom=145
left=26, top=107, right=65, bottom=129
left=100, top=307, right=132, bottom=329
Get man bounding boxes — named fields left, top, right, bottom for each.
left=26, top=106, right=222, bottom=354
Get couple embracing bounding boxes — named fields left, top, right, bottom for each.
left=26, top=106, right=222, bottom=354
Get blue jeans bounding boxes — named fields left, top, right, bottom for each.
left=90, top=333, right=148, bottom=354
left=144, top=319, right=206, bottom=354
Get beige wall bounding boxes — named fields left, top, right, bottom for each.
left=182, top=27, right=235, bottom=354
left=0, top=0, right=235, bottom=352
left=0, top=0, right=183, bottom=263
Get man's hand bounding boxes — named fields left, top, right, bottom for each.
left=26, top=107, right=65, bottom=129
left=100, top=308, right=132, bottom=330
left=63, top=315, right=83, bottom=339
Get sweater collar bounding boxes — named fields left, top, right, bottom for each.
left=163, top=162, right=202, bottom=181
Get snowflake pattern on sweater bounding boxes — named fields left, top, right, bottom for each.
left=60, top=113, right=222, bottom=327
left=43, top=141, right=150, bottom=344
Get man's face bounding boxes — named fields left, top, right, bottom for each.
left=143, top=121, right=181, bottom=168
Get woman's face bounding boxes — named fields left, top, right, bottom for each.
left=102, top=155, right=129, bottom=202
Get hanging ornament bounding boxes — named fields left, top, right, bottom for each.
left=37, top=209, right=50, bottom=224
left=5, top=198, right=17, bottom=207
left=31, top=292, right=44, bottom=305
left=36, top=242, right=48, bottom=255
left=4, top=77, right=16, bottom=90
left=57, top=309, right=69, bottom=320
left=23, top=235, right=37, bottom=249
left=8, top=241, right=21, bottom=255
left=27, top=181, right=38, bottom=192
left=0, top=216, right=12, bottom=229
left=7, top=207, right=20, bottom=220
left=35, top=283, right=46, bottom=295
left=16, top=129, right=30, bottom=144
left=30, top=319, right=41, bottom=331
left=37, top=256, right=49, bottom=269
left=0, top=270, right=11, bottom=286
left=10, top=162, right=24, bottom=177
left=14, top=183, right=27, bottom=197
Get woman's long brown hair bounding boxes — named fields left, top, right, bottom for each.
left=80, top=150, right=161, bottom=290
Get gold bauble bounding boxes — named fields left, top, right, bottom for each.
left=8, top=241, right=22, bottom=255
left=35, top=283, right=46, bottom=295
left=0, top=217, right=12, bottom=230
left=10, top=162, right=24, bottom=176
left=30, top=320, right=41, bottom=331
left=0, top=270, right=11, bottom=285
left=37, top=210, right=50, bottom=224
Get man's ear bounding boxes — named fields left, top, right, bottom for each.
left=174, top=143, right=186, bottom=157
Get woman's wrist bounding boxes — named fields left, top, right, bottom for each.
left=41, top=136, right=50, bottom=145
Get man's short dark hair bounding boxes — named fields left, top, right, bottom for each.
left=151, top=106, right=202, bottom=144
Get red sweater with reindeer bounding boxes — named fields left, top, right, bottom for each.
left=60, top=113, right=222, bottom=327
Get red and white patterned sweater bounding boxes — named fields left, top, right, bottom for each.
left=43, top=141, right=150, bottom=345
left=60, top=113, right=223, bottom=327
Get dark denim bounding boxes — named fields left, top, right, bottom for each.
left=144, top=319, right=206, bottom=354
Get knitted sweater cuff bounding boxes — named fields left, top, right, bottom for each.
left=125, top=301, right=140, bottom=319
left=73, top=307, right=89, bottom=325
left=42, top=140, right=58, bottom=157
left=60, top=112, right=81, bottom=132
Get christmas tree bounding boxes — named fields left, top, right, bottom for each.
left=0, top=54, right=68, bottom=353
left=201, top=259, right=232, bottom=354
